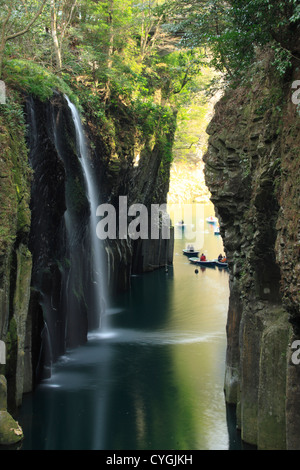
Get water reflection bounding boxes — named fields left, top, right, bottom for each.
left=19, top=203, right=236, bottom=450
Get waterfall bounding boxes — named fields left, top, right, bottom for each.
left=26, top=93, right=110, bottom=381
left=65, top=95, right=107, bottom=329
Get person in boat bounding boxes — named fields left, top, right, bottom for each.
left=221, top=256, right=227, bottom=263
left=200, top=253, right=206, bottom=261
left=218, top=254, right=223, bottom=262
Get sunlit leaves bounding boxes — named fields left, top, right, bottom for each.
left=169, top=0, right=300, bottom=80
left=0, top=0, right=47, bottom=76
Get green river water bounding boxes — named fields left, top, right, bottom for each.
left=18, top=203, right=241, bottom=450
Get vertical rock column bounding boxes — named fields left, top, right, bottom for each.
left=204, top=53, right=300, bottom=449
left=9, top=244, right=33, bottom=407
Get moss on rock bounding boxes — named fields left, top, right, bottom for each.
left=204, top=48, right=300, bottom=449
left=0, top=376, right=23, bottom=446
left=0, top=410, right=23, bottom=446
left=0, top=376, right=7, bottom=411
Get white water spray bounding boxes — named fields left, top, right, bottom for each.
left=65, top=95, right=107, bottom=328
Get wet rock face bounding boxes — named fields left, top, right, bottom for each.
left=0, top=90, right=175, bottom=442
left=26, top=94, right=92, bottom=372
left=25, top=92, right=175, bottom=379
left=204, top=53, right=300, bottom=449
left=97, top=115, right=176, bottom=281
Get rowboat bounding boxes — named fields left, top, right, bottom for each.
left=183, top=249, right=200, bottom=257
left=215, top=260, right=228, bottom=268
left=189, top=257, right=216, bottom=268
left=206, top=216, right=218, bottom=224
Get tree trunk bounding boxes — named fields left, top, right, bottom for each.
left=51, top=0, right=62, bottom=71
left=0, top=42, right=5, bottom=79
left=104, top=0, right=114, bottom=103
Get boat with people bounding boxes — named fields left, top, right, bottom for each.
left=176, top=220, right=186, bottom=227
left=206, top=216, right=218, bottom=224
left=183, top=249, right=200, bottom=257
left=189, top=253, right=228, bottom=269
left=215, top=260, right=228, bottom=268
left=189, top=257, right=216, bottom=268
left=183, top=244, right=199, bottom=257
left=215, top=254, right=228, bottom=268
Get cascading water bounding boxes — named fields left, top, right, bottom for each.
left=64, top=95, right=107, bottom=329
left=25, top=94, right=109, bottom=381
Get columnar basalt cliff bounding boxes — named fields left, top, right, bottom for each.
left=0, top=94, right=30, bottom=444
left=87, top=97, right=175, bottom=286
left=0, top=91, right=175, bottom=444
left=204, top=51, right=300, bottom=450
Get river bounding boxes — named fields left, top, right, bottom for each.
left=18, top=202, right=241, bottom=450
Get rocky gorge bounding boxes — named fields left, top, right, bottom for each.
left=0, top=45, right=299, bottom=451
left=0, top=90, right=175, bottom=446
left=204, top=49, right=300, bottom=449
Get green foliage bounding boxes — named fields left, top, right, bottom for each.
left=2, top=0, right=297, bottom=202
left=1, top=1, right=215, bottom=125
left=1, top=0, right=299, bottom=100
left=0, top=89, right=32, bottom=255
left=271, top=46, right=293, bottom=77
left=169, top=0, right=300, bottom=81
left=3, top=59, right=78, bottom=104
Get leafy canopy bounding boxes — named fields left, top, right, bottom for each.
left=167, top=0, right=300, bottom=79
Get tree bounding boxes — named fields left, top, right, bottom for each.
left=50, top=0, right=78, bottom=71
left=167, top=0, right=300, bottom=80
left=0, top=0, right=47, bottom=78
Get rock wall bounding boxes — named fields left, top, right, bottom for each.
left=0, top=90, right=175, bottom=444
left=0, top=93, right=32, bottom=444
left=26, top=93, right=97, bottom=375
left=87, top=97, right=176, bottom=290
left=204, top=51, right=300, bottom=449
left=25, top=92, right=175, bottom=374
